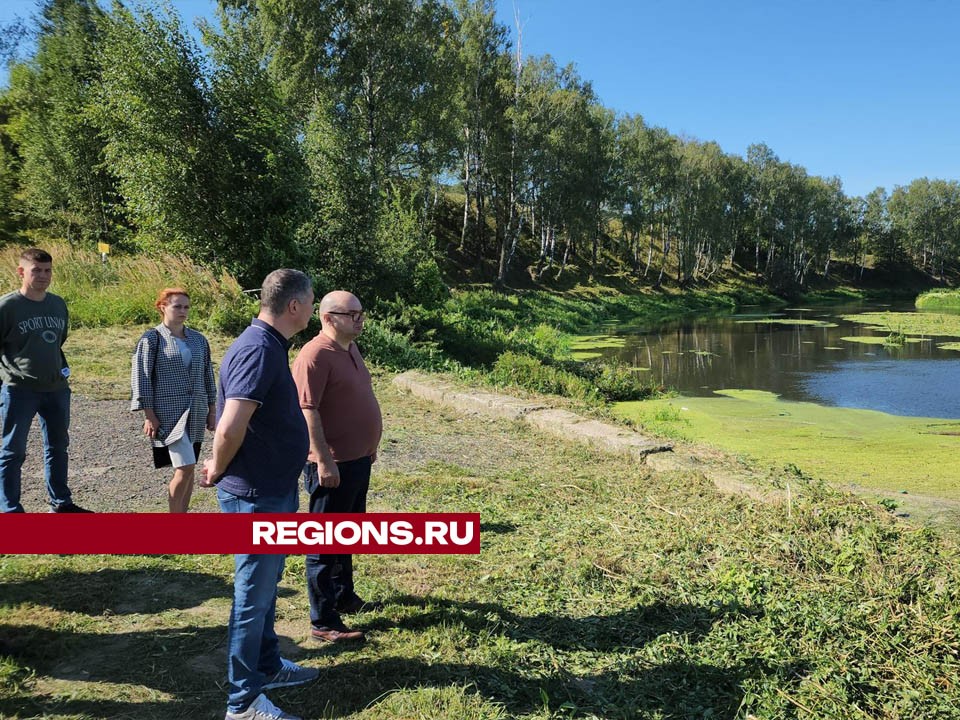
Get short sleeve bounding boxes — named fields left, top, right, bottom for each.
left=221, top=344, right=273, bottom=405
left=292, top=344, right=330, bottom=409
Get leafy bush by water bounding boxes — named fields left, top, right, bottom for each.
left=489, top=351, right=600, bottom=403
left=489, top=352, right=655, bottom=403
left=916, top=289, right=960, bottom=310
left=574, top=359, right=657, bottom=401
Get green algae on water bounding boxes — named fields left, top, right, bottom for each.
left=613, top=393, right=960, bottom=500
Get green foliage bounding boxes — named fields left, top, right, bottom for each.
left=368, top=286, right=733, bottom=401
left=355, top=320, right=449, bottom=372
left=0, top=242, right=253, bottom=332
left=884, top=328, right=907, bottom=346
left=486, top=352, right=653, bottom=404
left=573, top=358, right=656, bottom=401
left=0, top=122, right=19, bottom=241
left=916, top=289, right=960, bottom=310
left=95, top=5, right=218, bottom=253
left=888, top=178, right=960, bottom=280
left=3, top=0, right=120, bottom=244
left=91, top=4, right=308, bottom=285
left=489, top=351, right=600, bottom=402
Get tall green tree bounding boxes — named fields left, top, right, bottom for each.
left=862, top=187, right=896, bottom=264
left=203, top=7, right=311, bottom=278
left=241, top=0, right=456, bottom=298
left=5, top=0, right=118, bottom=244
left=96, top=5, right=219, bottom=257
left=451, top=0, right=510, bottom=255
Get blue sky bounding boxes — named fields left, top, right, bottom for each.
left=2, top=0, right=957, bottom=197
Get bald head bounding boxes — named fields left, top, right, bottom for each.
left=318, top=290, right=359, bottom=315
left=318, top=290, right=366, bottom=348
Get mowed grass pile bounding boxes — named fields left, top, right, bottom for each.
left=2, top=380, right=960, bottom=718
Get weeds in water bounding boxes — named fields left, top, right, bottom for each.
left=884, top=327, right=907, bottom=346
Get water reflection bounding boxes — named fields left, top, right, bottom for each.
left=597, top=304, right=960, bottom=419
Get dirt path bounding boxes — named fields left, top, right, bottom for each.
left=16, top=396, right=193, bottom=513
left=15, top=380, right=960, bottom=531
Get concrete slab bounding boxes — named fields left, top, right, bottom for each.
left=393, top=371, right=672, bottom=459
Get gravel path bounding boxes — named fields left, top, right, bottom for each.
left=17, top=396, right=211, bottom=513
left=14, top=382, right=524, bottom=513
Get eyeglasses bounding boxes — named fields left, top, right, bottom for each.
left=327, top=310, right=367, bottom=322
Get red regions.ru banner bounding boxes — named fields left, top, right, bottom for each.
left=0, top=513, right=480, bottom=554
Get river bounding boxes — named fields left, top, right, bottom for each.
left=580, top=302, right=960, bottom=419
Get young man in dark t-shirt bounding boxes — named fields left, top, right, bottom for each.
left=0, top=248, right=90, bottom=513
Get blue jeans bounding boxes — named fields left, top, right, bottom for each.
left=217, top=485, right=299, bottom=714
left=0, top=385, right=71, bottom=513
left=304, top=456, right=371, bottom=630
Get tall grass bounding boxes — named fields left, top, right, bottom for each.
left=0, top=243, right=256, bottom=332
left=916, top=289, right=960, bottom=311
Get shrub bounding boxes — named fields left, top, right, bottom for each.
left=915, top=290, right=960, bottom=311
left=488, top=352, right=599, bottom=403
left=356, top=320, right=448, bottom=372
left=575, top=359, right=656, bottom=402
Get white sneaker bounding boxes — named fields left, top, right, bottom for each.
left=225, top=693, right=302, bottom=720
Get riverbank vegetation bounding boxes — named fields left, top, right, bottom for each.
left=840, top=310, right=960, bottom=342
left=2, top=0, right=959, bottom=311
left=2, top=379, right=960, bottom=718
left=2, top=242, right=752, bottom=403
left=916, top=289, right=960, bottom=310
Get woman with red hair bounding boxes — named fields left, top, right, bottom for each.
left=131, top=288, right=216, bottom=511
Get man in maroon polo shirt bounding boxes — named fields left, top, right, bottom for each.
left=291, top=290, right=382, bottom=643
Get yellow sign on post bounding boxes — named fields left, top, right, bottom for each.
left=97, top=242, right=111, bottom=254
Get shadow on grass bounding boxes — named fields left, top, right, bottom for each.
left=364, top=594, right=763, bottom=650
left=302, top=656, right=801, bottom=719
left=0, top=622, right=229, bottom=719
left=0, top=567, right=232, bottom=615
left=478, top=522, right=517, bottom=535
left=0, top=585, right=799, bottom=719
left=296, top=595, right=793, bottom=719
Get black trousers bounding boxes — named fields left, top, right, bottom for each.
left=303, top=456, right=371, bottom=630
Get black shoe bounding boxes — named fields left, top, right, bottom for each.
left=49, top=503, right=93, bottom=513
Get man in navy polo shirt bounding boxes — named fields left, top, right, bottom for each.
left=201, top=269, right=318, bottom=720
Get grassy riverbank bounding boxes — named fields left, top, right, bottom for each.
left=3, top=377, right=960, bottom=719
left=915, top=289, right=960, bottom=311
left=5, top=248, right=960, bottom=716
left=615, top=390, right=960, bottom=503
